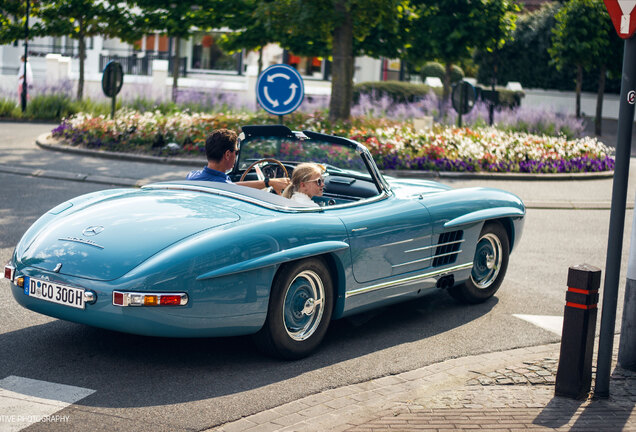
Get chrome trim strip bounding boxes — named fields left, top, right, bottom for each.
left=58, top=237, right=104, bottom=249
left=405, top=239, right=465, bottom=253
left=385, top=238, right=415, bottom=247
left=391, top=250, right=463, bottom=269
left=351, top=227, right=368, bottom=232
left=345, top=262, right=474, bottom=298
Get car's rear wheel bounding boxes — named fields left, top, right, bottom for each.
left=254, top=257, right=333, bottom=359
left=448, top=221, right=510, bottom=304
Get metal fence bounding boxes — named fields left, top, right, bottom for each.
left=99, top=54, right=187, bottom=77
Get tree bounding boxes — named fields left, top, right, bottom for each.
left=475, top=1, right=519, bottom=87
left=132, top=0, right=218, bottom=102
left=36, top=0, right=142, bottom=100
left=472, top=0, right=519, bottom=123
left=408, top=0, right=498, bottom=110
left=256, top=0, right=409, bottom=121
left=0, top=0, right=40, bottom=46
left=549, top=0, right=615, bottom=119
left=215, top=0, right=276, bottom=76
left=593, top=12, right=623, bottom=135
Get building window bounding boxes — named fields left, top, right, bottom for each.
left=191, top=32, right=239, bottom=72
left=286, top=52, right=324, bottom=78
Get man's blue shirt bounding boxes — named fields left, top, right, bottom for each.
left=186, top=166, right=232, bottom=183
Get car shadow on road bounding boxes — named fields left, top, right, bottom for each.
left=0, top=288, right=497, bottom=410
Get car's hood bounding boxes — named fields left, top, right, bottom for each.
left=18, top=190, right=240, bottom=281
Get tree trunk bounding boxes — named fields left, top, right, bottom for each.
left=329, top=0, right=353, bottom=121
left=442, top=62, right=452, bottom=117
left=595, top=65, right=606, bottom=136
left=77, top=20, right=85, bottom=101
left=575, top=63, right=582, bottom=118
left=172, top=36, right=181, bottom=102
left=258, top=47, right=263, bottom=76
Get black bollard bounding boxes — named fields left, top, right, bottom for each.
left=555, top=264, right=601, bottom=399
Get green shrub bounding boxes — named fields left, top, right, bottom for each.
left=72, top=98, right=112, bottom=117
left=450, top=65, right=464, bottom=83
left=25, top=93, right=76, bottom=120
left=127, top=97, right=179, bottom=114
left=354, top=81, right=440, bottom=104
left=420, top=61, right=444, bottom=81
left=0, top=97, right=18, bottom=117
left=420, top=62, right=464, bottom=84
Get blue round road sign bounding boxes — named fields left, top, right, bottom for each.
left=256, top=64, right=304, bottom=115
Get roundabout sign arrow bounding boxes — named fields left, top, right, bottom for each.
left=257, top=64, right=304, bottom=116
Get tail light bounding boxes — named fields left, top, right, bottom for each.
left=113, top=291, right=188, bottom=307
left=4, top=265, right=15, bottom=282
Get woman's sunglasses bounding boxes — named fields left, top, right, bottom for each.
left=307, top=178, right=325, bottom=187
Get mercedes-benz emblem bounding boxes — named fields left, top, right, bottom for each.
left=83, top=225, right=104, bottom=236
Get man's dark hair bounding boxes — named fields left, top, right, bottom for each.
left=205, top=128, right=238, bottom=162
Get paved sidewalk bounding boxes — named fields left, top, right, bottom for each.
left=211, top=336, right=635, bottom=432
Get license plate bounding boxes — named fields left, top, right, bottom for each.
left=24, top=277, right=85, bottom=309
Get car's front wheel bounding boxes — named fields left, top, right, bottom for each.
left=254, top=257, right=333, bottom=359
left=448, top=221, right=510, bottom=304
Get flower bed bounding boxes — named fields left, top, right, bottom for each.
left=51, top=110, right=614, bottom=174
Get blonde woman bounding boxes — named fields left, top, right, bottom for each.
left=283, top=163, right=325, bottom=207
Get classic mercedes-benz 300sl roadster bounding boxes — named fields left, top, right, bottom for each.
left=5, top=125, right=525, bottom=359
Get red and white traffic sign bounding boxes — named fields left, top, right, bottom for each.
left=605, top=0, right=636, bottom=39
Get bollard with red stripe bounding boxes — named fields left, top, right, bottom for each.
left=555, top=264, right=601, bottom=399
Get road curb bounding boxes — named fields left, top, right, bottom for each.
left=36, top=134, right=205, bottom=167
left=37, top=134, right=615, bottom=180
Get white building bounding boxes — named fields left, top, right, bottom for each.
left=0, top=32, right=404, bottom=106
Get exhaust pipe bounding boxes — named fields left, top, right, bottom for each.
left=436, top=275, right=455, bottom=289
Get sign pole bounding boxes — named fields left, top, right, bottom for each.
left=21, top=0, right=29, bottom=113
left=595, top=35, right=636, bottom=398
left=110, top=67, right=117, bottom=119
left=457, top=83, right=464, bottom=128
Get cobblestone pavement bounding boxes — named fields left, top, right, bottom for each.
left=347, top=360, right=635, bottom=432
left=212, top=337, right=635, bottom=432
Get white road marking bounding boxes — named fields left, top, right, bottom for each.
left=513, top=314, right=564, bottom=336
left=0, top=376, right=95, bottom=432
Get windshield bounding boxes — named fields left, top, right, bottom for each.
left=238, top=137, right=369, bottom=176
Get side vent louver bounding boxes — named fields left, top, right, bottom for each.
left=433, top=230, right=464, bottom=267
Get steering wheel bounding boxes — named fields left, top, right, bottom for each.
left=239, top=158, right=289, bottom=183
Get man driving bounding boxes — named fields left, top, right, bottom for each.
left=186, top=128, right=290, bottom=193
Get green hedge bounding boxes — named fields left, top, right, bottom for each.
left=475, top=85, right=525, bottom=109
left=353, top=81, right=441, bottom=104
left=354, top=80, right=523, bottom=109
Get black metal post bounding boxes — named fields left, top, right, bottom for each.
left=21, top=0, right=29, bottom=112
left=595, top=36, right=636, bottom=398
left=555, top=264, right=600, bottom=399
left=278, top=115, right=284, bottom=125
left=457, top=83, right=464, bottom=128
left=110, top=65, right=116, bottom=119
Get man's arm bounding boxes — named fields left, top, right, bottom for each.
left=237, top=177, right=290, bottom=194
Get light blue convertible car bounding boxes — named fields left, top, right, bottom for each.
left=4, top=125, right=524, bottom=359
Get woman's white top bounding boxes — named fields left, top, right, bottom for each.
left=290, top=192, right=319, bottom=207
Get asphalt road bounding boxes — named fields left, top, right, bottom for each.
left=0, top=123, right=633, bottom=431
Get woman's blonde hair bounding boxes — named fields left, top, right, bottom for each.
left=283, top=163, right=323, bottom=198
